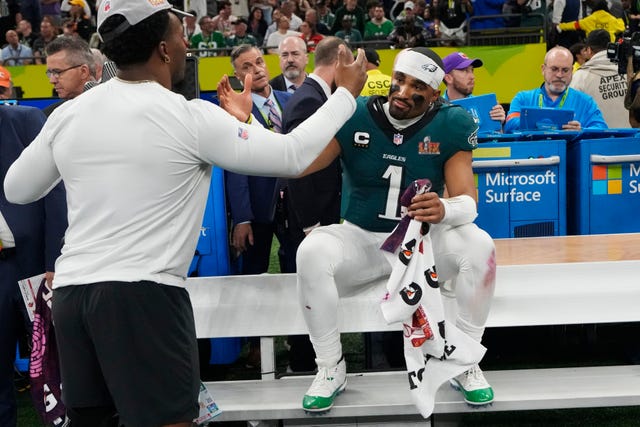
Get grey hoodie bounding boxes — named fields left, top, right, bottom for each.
left=570, top=50, right=629, bottom=128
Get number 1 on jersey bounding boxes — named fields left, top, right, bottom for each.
left=378, top=165, right=403, bottom=221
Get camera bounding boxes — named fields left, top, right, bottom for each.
left=607, top=30, right=640, bottom=75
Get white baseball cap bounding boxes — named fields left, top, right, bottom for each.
left=97, top=0, right=191, bottom=42
left=404, top=1, right=415, bottom=9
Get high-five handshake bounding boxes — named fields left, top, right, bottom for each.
left=217, top=46, right=368, bottom=122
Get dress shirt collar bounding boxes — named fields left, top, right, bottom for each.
left=309, top=73, right=332, bottom=99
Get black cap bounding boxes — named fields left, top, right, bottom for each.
left=364, top=49, right=380, bottom=66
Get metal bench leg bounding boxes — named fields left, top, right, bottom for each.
left=260, top=336, right=276, bottom=380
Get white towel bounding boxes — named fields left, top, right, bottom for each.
left=380, top=217, right=486, bottom=417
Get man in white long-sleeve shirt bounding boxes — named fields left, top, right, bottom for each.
left=3, top=0, right=366, bottom=426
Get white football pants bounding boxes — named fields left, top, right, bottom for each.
left=296, top=221, right=496, bottom=367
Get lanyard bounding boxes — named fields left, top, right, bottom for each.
left=9, top=45, right=21, bottom=56
left=258, top=108, right=272, bottom=129
left=538, top=88, right=568, bottom=109
left=258, top=97, right=281, bottom=130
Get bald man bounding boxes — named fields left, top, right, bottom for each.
left=270, top=36, right=309, bottom=92
left=505, top=46, right=608, bottom=132
left=1, top=30, right=33, bottom=65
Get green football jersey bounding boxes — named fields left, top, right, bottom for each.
left=190, top=31, right=226, bottom=57
left=336, top=96, right=478, bottom=233
left=364, top=20, right=394, bottom=40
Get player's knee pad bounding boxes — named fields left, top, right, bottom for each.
left=454, top=223, right=495, bottom=255
left=469, top=224, right=496, bottom=258
left=450, top=224, right=495, bottom=270
left=296, top=229, right=342, bottom=280
left=459, top=223, right=496, bottom=292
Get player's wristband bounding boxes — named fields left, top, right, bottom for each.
left=440, top=195, right=477, bottom=226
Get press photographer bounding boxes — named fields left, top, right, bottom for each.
left=608, top=30, right=640, bottom=126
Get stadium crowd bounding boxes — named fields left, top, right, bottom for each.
left=0, top=0, right=631, bottom=61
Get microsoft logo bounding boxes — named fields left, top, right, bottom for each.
left=592, top=165, right=622, bottom=195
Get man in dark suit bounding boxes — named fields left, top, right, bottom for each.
left=0, top=105, right=67, bottom=427
left=226, top=45, right=297, bottom=367
left=280, top=37, right=348, bottom=372
left=226, top=44, right=295, bottom=275
left=269, top=36, right=309, bottom=93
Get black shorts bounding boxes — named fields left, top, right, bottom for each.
left=52, top=281, right=200, bottom=427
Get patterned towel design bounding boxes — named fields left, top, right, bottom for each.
left=380, top=180, right=485, bottom=417
left=30, top=280, right=66, bottom=426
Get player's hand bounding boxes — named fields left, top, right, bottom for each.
left=490, top=104, right=506, bottom=124
left=217, top=74, right=253, bottom=122
left=562, top=120, right=581, bottom=131
left=408, top=192, right=445, bottom=224
left=231, top=223, right=254, bottom=255
left=335, top=46, right=367, bottom=98
left=45, top=271, right=54, bottom=289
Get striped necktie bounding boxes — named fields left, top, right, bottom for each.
left=264, top=98, right=282, bottom=133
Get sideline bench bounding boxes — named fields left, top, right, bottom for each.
left=186, top=233, right=640, bottom=425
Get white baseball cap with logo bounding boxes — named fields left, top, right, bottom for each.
left=97, top=0, right=191, bottom=42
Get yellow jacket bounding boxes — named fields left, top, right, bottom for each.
left=558, top=10, right=625, bottom=41
left=361, top=69, right=392, bottom=97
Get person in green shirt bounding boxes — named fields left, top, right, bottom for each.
left=226, top=18, right=258, bottom=47
left=335, top=15, right=363, bottom=44
left=316, top=0, right=336, bottom=30
left=364, top=4, right=394, bottom=40
left=190, top=15, right=226, bottom=56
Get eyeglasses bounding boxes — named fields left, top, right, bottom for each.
left=545, top=65, right=572, bottom=75
left=45, top=64, right=83, bottom=78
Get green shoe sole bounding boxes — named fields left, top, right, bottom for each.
left=302, top=382, right=347, bottom=412
left=451, top=380, right=494, bottom=406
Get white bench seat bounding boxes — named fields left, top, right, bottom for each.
left=186, top=234, right=640, bottom=425
left=205, top=365, right=640, bottom=423
left=187, top=260, right=640, bottom=339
